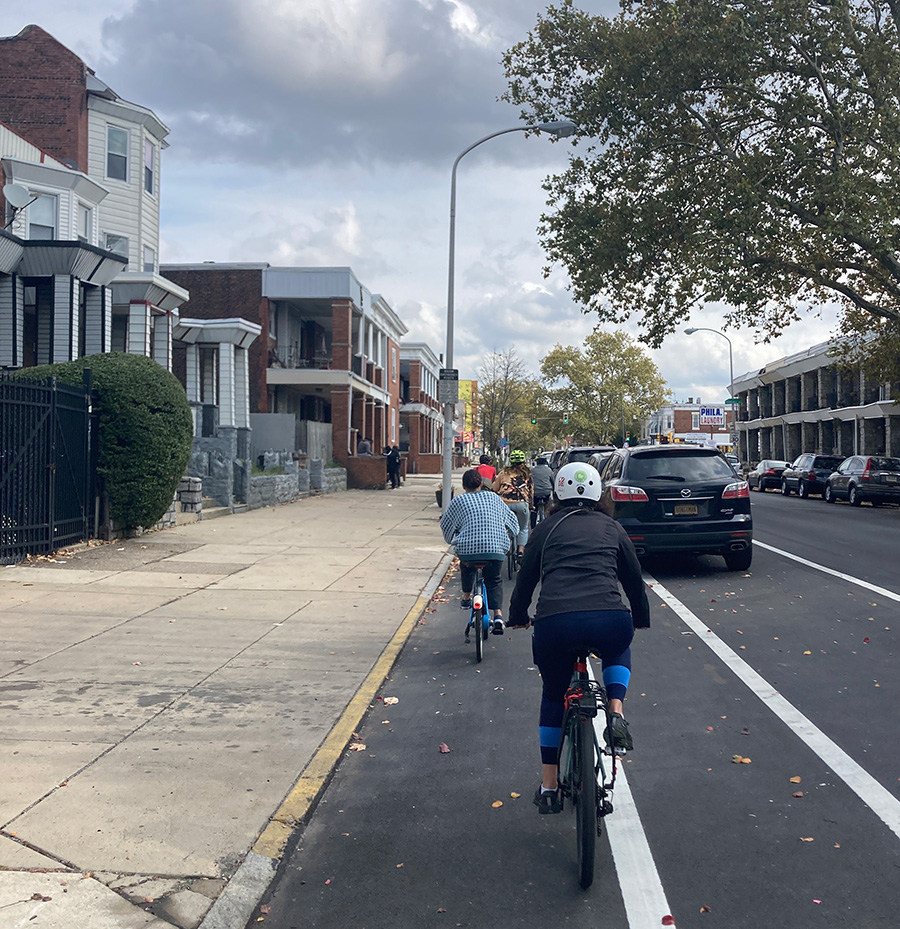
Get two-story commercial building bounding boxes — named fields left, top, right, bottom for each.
left=732, top=341, right=900, bottom=465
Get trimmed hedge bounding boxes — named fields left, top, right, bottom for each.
left=21, top=353, right=193, bottom=530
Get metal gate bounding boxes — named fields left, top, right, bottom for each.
left=1, top=371, right=94, bottom=565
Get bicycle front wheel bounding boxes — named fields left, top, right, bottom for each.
left=474, top=605, right=484, bottom=662
left=575, top=713, right=597, bottom=889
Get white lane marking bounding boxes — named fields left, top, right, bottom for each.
left=754, top=540, right=900, bottom=603
left=645, top=573, right=900, bottom=842
left=588, top=660, right=676, bottom=928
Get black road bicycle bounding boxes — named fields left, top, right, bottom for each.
left=556, top=652, right=618, bottom=889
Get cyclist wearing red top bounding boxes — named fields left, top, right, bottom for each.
left=475, top=453, right=496, bottom=487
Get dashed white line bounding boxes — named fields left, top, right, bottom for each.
left=587, top=660, right=677, bottom=929
left=644, top=572, right=900, bottom=842
left=754, top=540, right=900, bottom=603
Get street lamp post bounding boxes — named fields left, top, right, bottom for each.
left=684, top=326, right=735, bottom=445
left=441, top=120, right=577, bottom=512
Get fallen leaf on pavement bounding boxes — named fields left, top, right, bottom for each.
left=662, top=916, right=676, bottom=926
left=348, top=743, right=366, bottom=752
left=700, top=905, right=711, bottom=913
left=396, top=863, right=404, bottom=868
left=803, top=650, right=812, bottom=655
left=439, top=743, right=451, bottom=753
left=510, top=792, right=521, bottom=799
left=732, top=755, right=750, bottom=764
left=491, top=801, right=503, bottom=808
left=800, top=837, right=814, bottom=842
left=790, top=776, right=802, bottom=783
left=383, top=696, right=399, bottom=706
left=260, top=905, right=271, bottom=914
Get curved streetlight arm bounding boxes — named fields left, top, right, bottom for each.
left=684, top=327, right=734, bottom=399
left=442, top=120, right=576, bottom=511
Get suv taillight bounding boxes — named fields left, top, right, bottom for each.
left=765, top=468, right=776, bottom=476
left=861, top=460, right=872, bottom=481
left=806, top=470, right=816, bottom=479
left=610, top=485, right=650, bottom=502
left=722, top=481, right=750, bottom=499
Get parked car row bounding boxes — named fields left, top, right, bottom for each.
left=747, top=452, right=900, bottom=507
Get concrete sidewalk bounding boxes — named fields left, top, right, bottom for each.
left=0, top=474, right=455, bottom=929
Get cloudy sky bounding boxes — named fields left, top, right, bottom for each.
left=11, top=0, right=839, bottom=404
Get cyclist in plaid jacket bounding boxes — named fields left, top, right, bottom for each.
left=441, top=469, right=520, bottom=635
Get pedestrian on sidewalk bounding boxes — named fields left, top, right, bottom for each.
left=440, top=468, right=520, bottom=634
left=386, top=444, right=402, bottom=488
left=506, top=462, right=650, bottom=814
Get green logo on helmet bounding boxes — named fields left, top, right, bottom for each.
left=574, top=469, right=588, bottom=482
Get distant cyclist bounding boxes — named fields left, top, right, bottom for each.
left=441, top=468, right=520, bottom=635
left=507, top=462, right=650, bottom=814
left=530, top=456, right=553, bottom=528
left=492, top=450, right=533, bottom=562
left=475, top=453, right=497, bottom=489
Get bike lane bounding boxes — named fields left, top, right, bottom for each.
left=257, top=542, right=900, bottom=929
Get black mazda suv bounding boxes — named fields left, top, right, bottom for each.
left=597, top=445, right=753, bottom=571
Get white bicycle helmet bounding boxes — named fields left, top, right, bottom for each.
left=554, top=462, right=603, bottom=502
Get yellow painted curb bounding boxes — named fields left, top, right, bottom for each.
left=251, top=592, right=432, bottom=859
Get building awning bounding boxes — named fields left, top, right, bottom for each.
left=110, top=272, right=190, bottom=312
left=17, top=240, right=126, bottom=285
left=0, top=228, right=24, bottom=274
left=174, top=317, right=261, bottom=349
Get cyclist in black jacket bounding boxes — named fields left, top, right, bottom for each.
left=508, top=462, right=650, bottom=814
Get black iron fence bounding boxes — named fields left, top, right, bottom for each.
left=1, top=371, right=95, bottom=564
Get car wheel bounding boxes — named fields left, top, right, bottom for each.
left=848, top=485, right=861, bottom=506
left=781, top=480, right=790, bottom=496
left=824, top=484, right=834, bottom=503
left=724, top=548, right=753, bottom=571
left=798, top=481, right=809, bottom=499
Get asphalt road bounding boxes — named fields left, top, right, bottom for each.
left=256, top=492, right=900, bottom=929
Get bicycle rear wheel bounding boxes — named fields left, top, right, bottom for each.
left=575, top=713, right=597, bottom=889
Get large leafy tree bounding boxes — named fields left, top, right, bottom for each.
left=541, top=331, right=670, bottom=444
left=503, top=0, right=900, bottom=378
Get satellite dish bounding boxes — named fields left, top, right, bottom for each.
left=3, top=184, right=32, bottom=209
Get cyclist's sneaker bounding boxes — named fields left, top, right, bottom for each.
left=491, top=617, right=505, bottom=636
left=533, top=786, right=562, bottom=814
left=460, top=598, right=472, bottom=610
left=605, top=713, right=633, bottom=753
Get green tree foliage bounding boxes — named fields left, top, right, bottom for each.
left=503, top=0, right=900, bottom=378
left=540, top=331, right=670, bottom=444
left=22, top=353, right=193, bottom=530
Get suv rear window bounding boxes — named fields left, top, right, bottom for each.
left=813, top=456, right=843, bottom=469
left=868, top=457, right=900, bottom=471
left=625, top=451, right=736, bottom=481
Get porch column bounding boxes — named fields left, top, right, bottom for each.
left=218, top=342, right=236, bottom=428
left=235, top=346, right=250, bottom=429
left=0, top=274, right=23, bottom=367
left=331, top=299, right=353, bottom=370
left=374, top=402, right=385, bottom=451
left=152, top=311, right=173, bottom=371
left=128, top=301, right=151, bottom=356
left=83, top=285, right=111, bottom=356
left=331, top=384, right=352, bottom=465
left=53, top=275, right=78, bottom=362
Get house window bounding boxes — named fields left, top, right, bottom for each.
left=391, top=346, right=397, bottom=383
left=143, top=246, right=155, bottom=273
left=144, top=139, right=155, bottom=194
left=28, top=192, right=57, bottom=239
left=105, top=233, right=129, bottom=268
left=391, top=406, right=397, bottom=442
left=77, top=203, right=92, bottom=243
left=107, top=126, right=129, bottom=181
left=691, top=412, right=700, bottom=430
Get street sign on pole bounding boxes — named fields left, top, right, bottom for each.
left=438, top=368, right=459, bottom=404
left=724, top=398, right=741, bottom=405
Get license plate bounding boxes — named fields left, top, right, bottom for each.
left=887, top=475, right=898, bottom=483
left=674, top=504, right=698, bottom=516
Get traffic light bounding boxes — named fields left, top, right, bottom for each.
left=531, top=414, right=537, bottom=425
left=563, top=412, right=569, bottom=425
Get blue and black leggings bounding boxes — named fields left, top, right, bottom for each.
left=533, top=610, right=634, bottom=766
